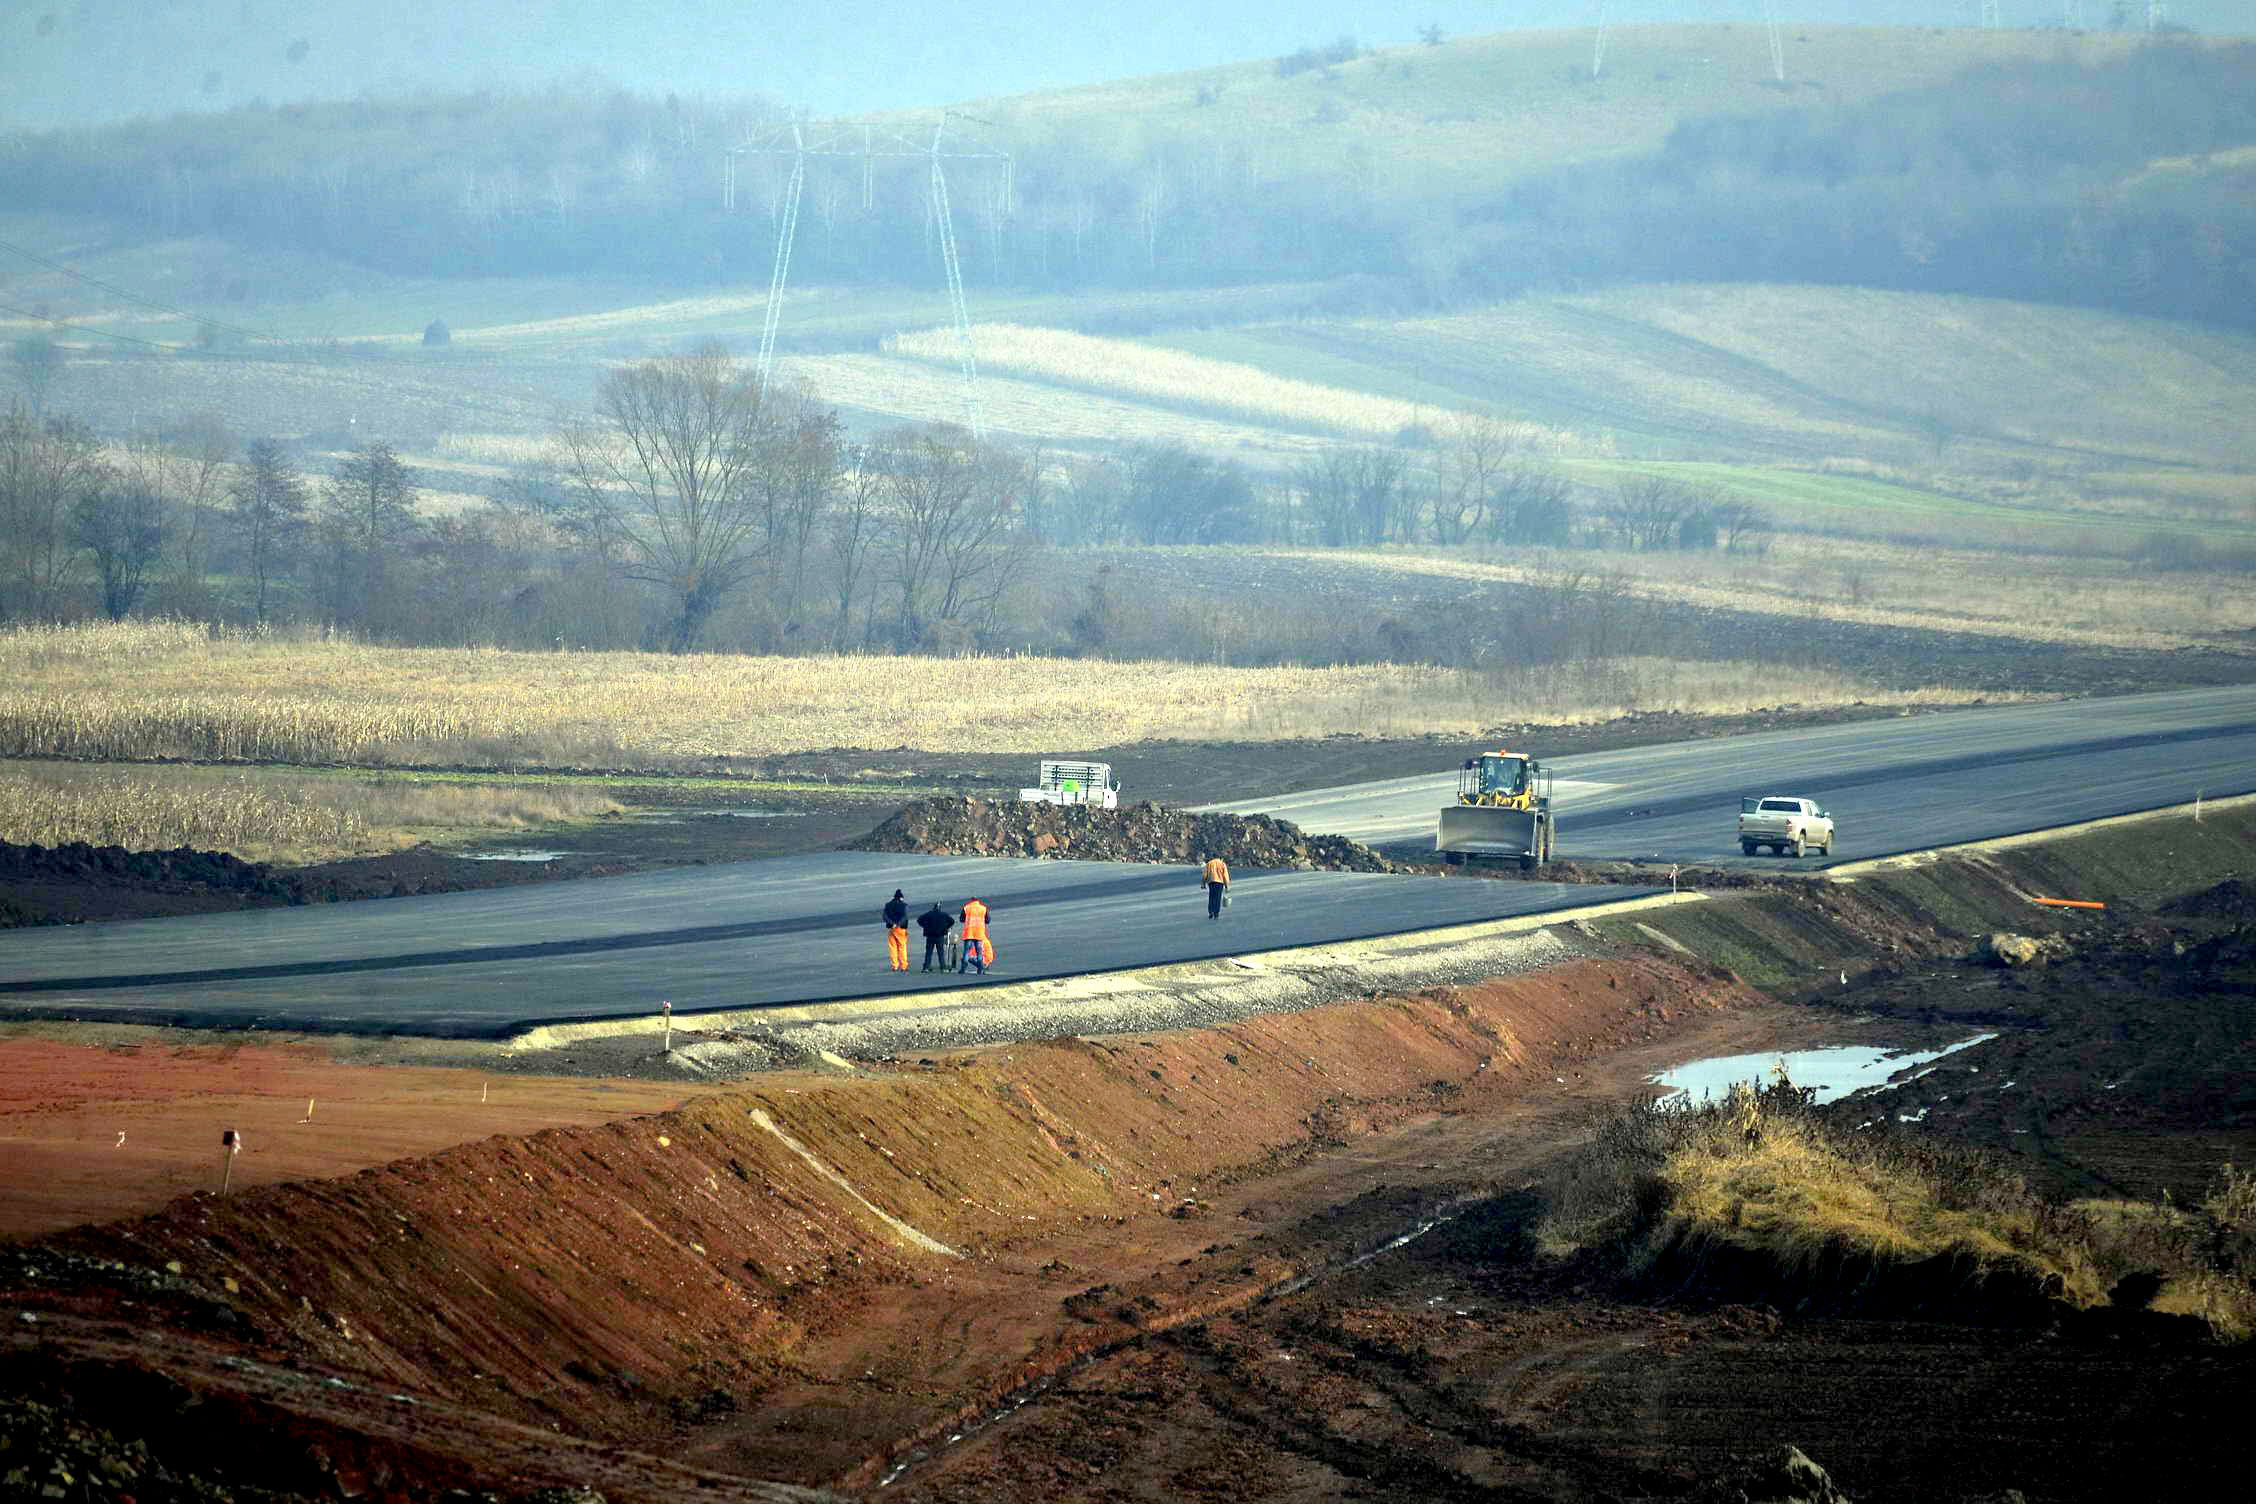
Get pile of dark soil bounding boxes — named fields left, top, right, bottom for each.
left=0, top=838, right=635, bottom=928
left=2160, top=876, right=2256, bottom=921
left=848, top=796, right=1392, bottom=872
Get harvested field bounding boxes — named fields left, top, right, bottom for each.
left=0, top=620, right=2012, bottom=770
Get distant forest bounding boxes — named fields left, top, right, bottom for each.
left=3, top=41, right=2252, bottom=330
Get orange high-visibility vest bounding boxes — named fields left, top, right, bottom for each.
left=960, top=901, right=989, bottom=942
left=1203, top=858, right=1229, bottom=884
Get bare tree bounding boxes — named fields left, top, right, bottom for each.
left=826, top=444, right=885, bottom=651
left=319, top=441, right=421, bottom=633
left=230, top=438, right=309, bottom=626
left=879, top=424, right=1027, bottom=651
left=0, top=406, right=105, bottom=620
left=1490, top=460, right=1574, bottom=545
left=558, top=345, right=780, bottom=653
left=1430, top=412, right=1511, bottom=544
left=1604, top=476, right=1699, bottom=551
left=1713, top=498, right=1772, bottom=555
left=1297, top=446, right=1408, bottom=547
left=8, top=335, right=64, bottom=416
left=135, top=414, right=235, bottom=615
left=752, top=389, right=843, bottom=648
left=71, top=467, right=168, bottom=620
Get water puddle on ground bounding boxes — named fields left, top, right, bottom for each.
left=456, top=849, right=575, bottom=862
left=1649, top=1033, right=1996, bottom=1105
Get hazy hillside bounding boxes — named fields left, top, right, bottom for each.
left=5, top=25, right=2249, bottom=332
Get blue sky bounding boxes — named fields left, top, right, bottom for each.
left=4, top=2, right=2251, bottom=127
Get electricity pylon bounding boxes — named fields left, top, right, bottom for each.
left=729, top=113, right=1011, bottom=437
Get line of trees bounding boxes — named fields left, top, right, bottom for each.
left=3, top=369, right=1770, bottom=656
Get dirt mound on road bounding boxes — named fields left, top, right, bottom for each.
left=849, top=796, right=1393, bottom=872
left=0, top=838, right=643, bottom=928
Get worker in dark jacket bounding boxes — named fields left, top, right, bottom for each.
left=916, top=901, right=954, bottom=972
left=882, top=889, right=910, bottom=971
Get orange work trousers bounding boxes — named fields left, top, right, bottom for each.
left=886, top=926, right=909, bottom=971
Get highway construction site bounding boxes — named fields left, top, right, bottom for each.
left=4, top=784, right=2254, bottom=1503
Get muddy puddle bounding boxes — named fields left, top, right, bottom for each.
left=1649, top=1033, right=1995, bottom=1104
left=455, top=848, right=576, bottom=862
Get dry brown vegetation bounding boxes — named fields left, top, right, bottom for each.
left=1543, top=1075, right=2102, bottom=1304
left=1544, top=1076, right=2256, bottom=1340
left=0, top=622, right=2004, bottom=769
left=0, top=760, right=625, bottom=863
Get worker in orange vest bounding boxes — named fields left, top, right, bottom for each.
left=1202, top=854, right=1230, bottom=919
left=957, top=897, right=991, bottom=974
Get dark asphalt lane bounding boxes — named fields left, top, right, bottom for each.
left=1212, top=685, right=2256, bottom=867
left=0, top=853, right=1664, bottom=1037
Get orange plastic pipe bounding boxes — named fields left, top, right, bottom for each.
left=2031, top=897, right=2106, bottom=910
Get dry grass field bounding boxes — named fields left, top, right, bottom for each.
left=0, top=622, right=1998, bottom=771
left=886, top=324, right=1578, bottom=448
left=0, top=761, right=624, bottom=864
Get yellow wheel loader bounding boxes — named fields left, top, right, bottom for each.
left=1436, top=751, right=1555, bottom=871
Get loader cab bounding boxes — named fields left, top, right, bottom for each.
left=1459, top=752, right=1540, bottom=807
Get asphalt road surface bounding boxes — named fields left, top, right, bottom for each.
left=0, top=854, right=1664, bottom=1038
left=1209, top=685, right=2256, bottom=867
left=5, top=685, right=2249, bottom=1038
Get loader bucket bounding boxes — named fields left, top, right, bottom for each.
left=1437, top=804, right=1542, bottom=860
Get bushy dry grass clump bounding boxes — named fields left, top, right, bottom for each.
left=0, top=622, right=1982, bottom=769
left=0, top=761, right=625, bottom=864
left=1543, top=1077, right=2256, bottom=1338
left=2082, top=1164, right=2256, bottom=1342
left=1542, top=1075, right=2103, bottom=1306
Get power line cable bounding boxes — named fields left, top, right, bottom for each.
left=0, top=299, right=181, bottom=353
left=0, top=234, right=289, bottom=347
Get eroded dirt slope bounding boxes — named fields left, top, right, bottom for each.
left=4, top=954, right=1754, bottom=1500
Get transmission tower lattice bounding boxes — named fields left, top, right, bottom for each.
left=727, top=113, right=1011, bottom=438
left=1764, top=0, right=1786, bottom=82
left=1590, top=2, right=1609, bottom=81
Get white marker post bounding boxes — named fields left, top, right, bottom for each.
left=219, top=1129, right=242, bottom=1195
left=662, top=999, right=673, bottom=1054
left=299, top=1097, right=315, bottom=1124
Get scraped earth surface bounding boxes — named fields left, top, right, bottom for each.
left=0, top=1036, right=713, bottom=1240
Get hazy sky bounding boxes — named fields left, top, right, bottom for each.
left=4, top=1, right=2252, bottom=128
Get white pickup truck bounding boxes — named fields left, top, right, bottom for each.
left=1738, top=796, right=1834, bottom=858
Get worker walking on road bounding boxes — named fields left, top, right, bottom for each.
left=882, top=888, right=910, bottom=972
left=917, top=901, right=953, bottom=972
left=958, top=896, right=991, bottom=974
left=1202, top=854, right=1230, bottom=919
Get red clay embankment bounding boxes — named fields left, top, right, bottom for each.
left=14, top=952, right=1753, bottom=1496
